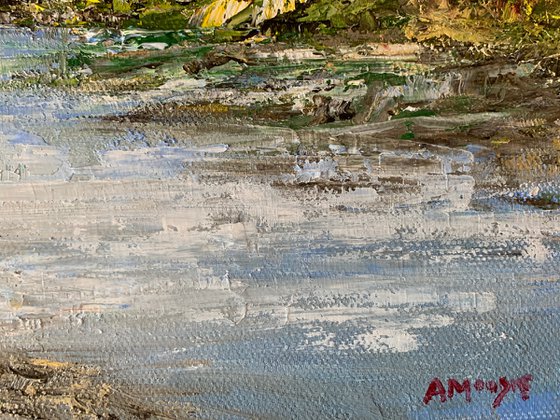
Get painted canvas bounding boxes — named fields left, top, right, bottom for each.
left=0, top=0, right=558, bottom=418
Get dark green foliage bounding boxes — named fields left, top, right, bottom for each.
left=298, top=0, right=403, bottom=30
left=393, top=109, right=436, bottom=119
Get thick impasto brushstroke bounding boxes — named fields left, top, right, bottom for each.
left=0, top=1, right=559, bottom=418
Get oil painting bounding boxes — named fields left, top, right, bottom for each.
left=0, top=0, right=559, bottom=418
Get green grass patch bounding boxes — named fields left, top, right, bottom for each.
left=393, top=109, right=436, bottom=119
left=137, top=10, right=190, bottom=31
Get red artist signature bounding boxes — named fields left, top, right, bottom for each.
left=423, top=375, right=533, bottom=408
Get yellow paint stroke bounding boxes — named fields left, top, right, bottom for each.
left=191, top=0, right=252, bottom=28
left=29, top=3, right=45, bottom=13
left=30, top=358, right=72, bottom=369
left=191, top=0, right=307, bottom=27
left=181, top=103, right=230, bottom=113
left=8, top=295, right=23, bottom=310
left=253, top=0, right=299, bottom=25
left=405, top=10, right=493, bottom=44
left=491, top=137, right=511, bottom=145
left=113, top=0, right=131, bottom=13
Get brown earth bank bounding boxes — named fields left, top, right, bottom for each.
left=0, top=354, right=194, bottom=419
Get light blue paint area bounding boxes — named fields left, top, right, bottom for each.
left=0, top=288, right=16, bottom=301
left=107, top=129, right=150, bottom=149
left=36, top=249, right=560, bottom=420
left=0, top=27, right=82, bottom=82
left=217, top=230, right=549, bottom=287
left=509, top=181, right=560, bottom=206
left=0, top=26, right=74, bottom=58
left=499, top=391, right=560, bottom=419
left=6, top=130, right=45, bottom=145
left=0, top=90, right=135, bottom=120
left=92, top=146, right=227, bottom=180
left=51, top=99, right=145, bottom=120
left=409, top=391, right=560, bottom=419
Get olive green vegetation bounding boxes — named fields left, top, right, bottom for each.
left=2, top=1, right=195, bottom=29
left=3, top=1, right=560, bottom=51
left=400, top=121, right=415, bottom=139
left=393, top=109, right=436, bottom=119
left=296, top=0, right=404, bottom=31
